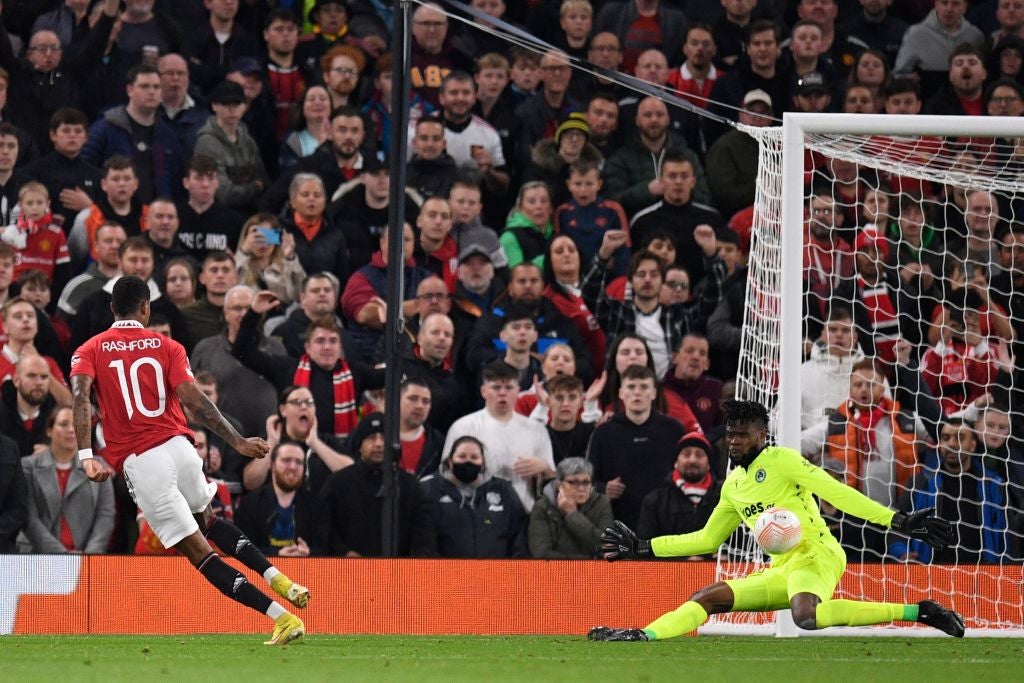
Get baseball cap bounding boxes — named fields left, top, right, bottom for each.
left=361, top=152, right=388, bottom=173
left=229, top=57, right=263, bottom=76
left=209, top=80, right=246, bottom=105
left=797, top=72, right=829, bottom=96
left=458, top=243, right=493, bottom=264
left=742, top=89, right=772, bottom=109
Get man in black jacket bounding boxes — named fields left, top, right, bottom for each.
left=0, top=433, right=26, bottom=553
left=320, top=414, right=435, bottom=557
left=22, top=107, right=101, bottom=228
left=0, top=359, right=60, bottom=456
left=235, top=442, right=330, bottom=557
left=586, top=364, right=686, bottom=529
left=637, top=431, right=722, bottom=557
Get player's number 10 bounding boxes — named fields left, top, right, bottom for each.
left=108, top=357, right=167, bottom=419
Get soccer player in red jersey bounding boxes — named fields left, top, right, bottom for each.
left=70, top=276, right=308, bottom=645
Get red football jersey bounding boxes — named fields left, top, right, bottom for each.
left=14, top=225, right=70, bottom=278
left=70, top=321, right=194, bottom=472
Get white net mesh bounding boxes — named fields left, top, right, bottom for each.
left=718, top=119, right=1024, bottom=634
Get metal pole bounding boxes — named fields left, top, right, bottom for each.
left=380, top=0, right=412, bottom=557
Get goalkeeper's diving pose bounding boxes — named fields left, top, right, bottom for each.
left=589, top=400, right=965, bottom=642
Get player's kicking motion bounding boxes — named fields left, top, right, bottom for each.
left=589, top=400, right=965, bottom=642
left=71, top=277, right=308, bottom=645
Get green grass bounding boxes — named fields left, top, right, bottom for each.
left=3, top=635, right=1023, bottom=683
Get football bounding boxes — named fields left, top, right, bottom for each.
left=753, top=507, right=803, bottom=554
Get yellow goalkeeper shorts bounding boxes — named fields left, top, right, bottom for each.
left=726, top=542, right=847, bottom=612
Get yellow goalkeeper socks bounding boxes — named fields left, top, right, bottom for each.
left=643, top=601, right=710, bottom=640
left=815, top=599, right=914, bottom=628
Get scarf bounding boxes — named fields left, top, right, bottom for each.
left=293, top=355, right=357, bottom=437
left=293, top=212, right=323, bottom=243
left=17, top=210, right=53, bottom=234
left=852, top=403, right=886, bottom=457
left=673, top=470, right=713, bottom=505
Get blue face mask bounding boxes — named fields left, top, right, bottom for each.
left=451, top=461, right=482, bottom=484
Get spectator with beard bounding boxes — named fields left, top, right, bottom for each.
left=583, top=92, right=621, bottom=160
left=0, top=354, right=63, bottom=456
left=891, top=418, right=1007, bottom=563
left=408, top=3, right=473, bottom=108
left=637, top=432, right=722, bottom=557
left=420, top=434, right=529, bottom=558
left=260, top=106, right=368, bottom=215
left=235, top=441, right=330, bottom=557
left=923, top=43, right=988, bottom=116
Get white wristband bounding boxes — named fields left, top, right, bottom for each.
left=78, top=448, right=94, bottom=461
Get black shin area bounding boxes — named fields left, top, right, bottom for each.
left=197, top=552, right=273, bottom=614
left=205, top=518, right=272, bottom=575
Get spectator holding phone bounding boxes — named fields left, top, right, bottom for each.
left=235, top=213, right=306, bottom=306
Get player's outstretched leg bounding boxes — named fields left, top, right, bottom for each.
left=203, top=514, right=310, bottom=609
left=192, top=549, right=305, bottom=646
left=808, top=598, right=965, bottom=637
left=589, top=583, right=728, bottom=642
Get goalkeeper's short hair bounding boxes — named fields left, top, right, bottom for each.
left=723, top=400, right=769, bottom=428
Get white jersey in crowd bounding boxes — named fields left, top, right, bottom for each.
left=442, top=408, right=554, bottom=512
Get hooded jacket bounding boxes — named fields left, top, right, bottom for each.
left=894, top=10, right=984, bottom=76
left=523, top=139, right=603, bottom=208
left=193, top=117, right=269, bottom=211
left=419, top=453, right=528, bottom=558
left=321, top=457, right=436, bottom=557
left=799, top=340, right=867, bottom=429
left=0, top=380, right=58, bottom=457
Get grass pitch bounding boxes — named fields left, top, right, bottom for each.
left=4, top=635, right=1022, bottom=682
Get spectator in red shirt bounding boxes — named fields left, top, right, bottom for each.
left=667, top=24, right=720, bottom=109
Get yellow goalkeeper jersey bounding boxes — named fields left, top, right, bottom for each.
left=651, top=446, right=897, bottom=561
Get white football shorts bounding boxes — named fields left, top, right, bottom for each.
left=123, top=435, right=217, bottom=548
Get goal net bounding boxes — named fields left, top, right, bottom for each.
left=710, top=114, right=1024, bottom=637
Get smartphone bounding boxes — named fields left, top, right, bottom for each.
left=256, top=227, right=282, bottom=245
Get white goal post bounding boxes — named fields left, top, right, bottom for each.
left=707, top=114, right=1024, bottom=638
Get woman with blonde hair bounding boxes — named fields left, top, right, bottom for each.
left=500, top=181, right=553, bottom=269
left=235, top=213, right=306, bottom=306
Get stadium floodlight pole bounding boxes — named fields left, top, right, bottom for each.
left=380, top=0, right=413, bottom=557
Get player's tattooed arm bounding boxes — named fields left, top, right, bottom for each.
left=176, top=381, right=244, bottom=446
left=71, top=375, right=94, bottom=451
left=175, top=382, right=270, bottom=459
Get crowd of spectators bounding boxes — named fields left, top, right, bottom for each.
left=0, top=0, right=1023, bottom=563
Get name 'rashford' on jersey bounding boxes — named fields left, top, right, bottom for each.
left=70, top=321, right=195, bottom=473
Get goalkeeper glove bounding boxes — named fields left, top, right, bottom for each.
left=891, top=508, right=956, bottom=549
left=599, top=521, right=652, bottom=561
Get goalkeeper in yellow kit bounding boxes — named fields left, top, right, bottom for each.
left=589, top=400, right=965, bottom=642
